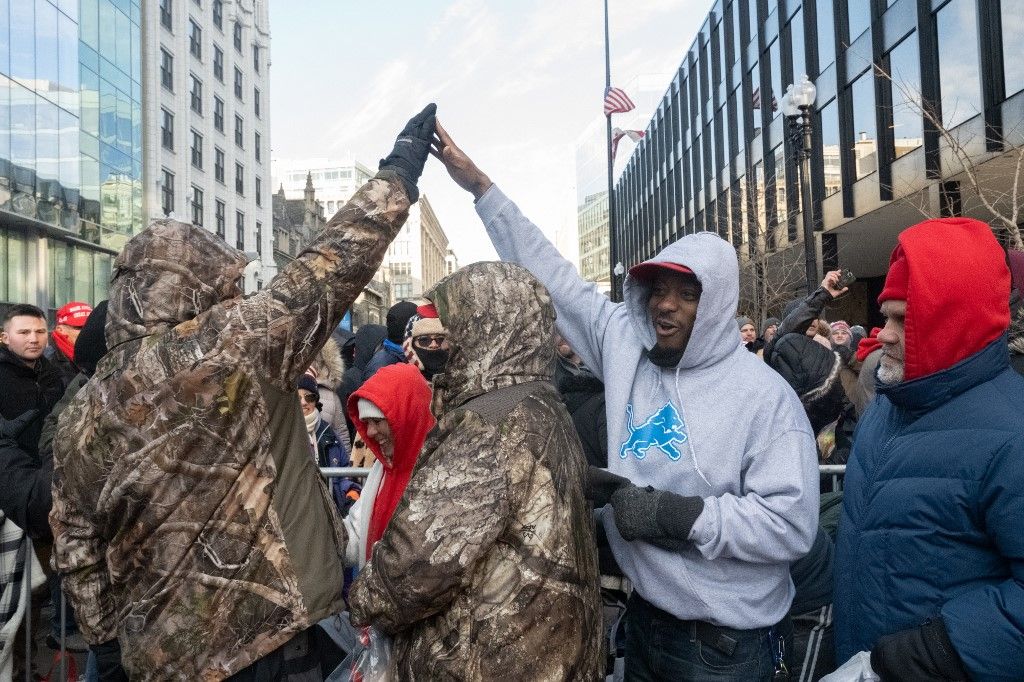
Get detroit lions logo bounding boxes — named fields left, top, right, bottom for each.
left=619, top=403, right=689, bottom=461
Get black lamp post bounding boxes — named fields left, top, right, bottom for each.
left=781, top=75, right=819, bottom=293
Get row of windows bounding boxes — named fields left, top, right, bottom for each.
left=160, top=169, right=263, bottom=253
left=615, top=0, right=1024, bottom=266
left=160, top=106, right=261, bottom=160
left=161, top=0, right=262, bottom=68
left=159, top=47, right=261, bottom=116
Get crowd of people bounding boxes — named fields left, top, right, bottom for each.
left=0, top=105, right=1022, bottom=681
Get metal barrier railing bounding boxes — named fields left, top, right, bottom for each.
left=23, top=463, right=846, bottom=681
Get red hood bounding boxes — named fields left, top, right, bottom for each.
left=879, top=217, right=1010, bottom=381
left=347, top=362, right=434, bottom=473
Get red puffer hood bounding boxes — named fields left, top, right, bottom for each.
left=878, top=217, right=1010, bottom=381
left=347, top=362, right=434, bottom=471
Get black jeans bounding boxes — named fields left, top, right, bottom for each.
left=625, top=592, right=791, bottom=681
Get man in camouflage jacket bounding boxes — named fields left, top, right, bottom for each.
left=349, top=261, right=604, bottom=681
left=50, top=105, right=436, bottom=680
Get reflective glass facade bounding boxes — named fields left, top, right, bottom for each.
left=0, top=0, right=141, bottom=313
left=614, top=0, right=1024, bottom=297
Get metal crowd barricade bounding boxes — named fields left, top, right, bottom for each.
left=319, top=467, right=372, bottom=479
left=819, top=464, right=847, bottom=491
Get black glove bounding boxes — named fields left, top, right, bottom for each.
left=92, top=639, right=129, bottom=682
left=378, top=103, right=437, bottom=203
left=610, top=484, right=704, bottom=546
left=871, top=618, right=970, bottom=681
left=0, top=409, right=39, bottom=439
left=586, top=466, right=630, bottom=507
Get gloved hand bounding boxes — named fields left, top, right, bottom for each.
left=610, top=484, right=705, bottom=546
left=870, top=618, right=969, bottom=681
left=92, top=639, right=129, bottom=682
left=379, top=103, right=437, bottom=203
left=586, top=466, right=630, bottom=507
left=0, top=409, right=39, bottom=438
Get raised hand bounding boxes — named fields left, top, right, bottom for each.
left=430, top=120, right=493, bottom=201
left=379, top=103, right=437, bottom=203
left=822, top=270, right=849, bottom=299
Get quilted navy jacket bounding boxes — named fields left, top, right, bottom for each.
left=834, top=336, right=1024, bottom=680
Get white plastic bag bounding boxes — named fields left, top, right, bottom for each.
left=819, top=651, right=881, bottom=682
left=328, top=626, right=392, bottom=682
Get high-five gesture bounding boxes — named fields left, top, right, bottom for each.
left=379, top=103, right=437, bottom=203
left=431, top=121, right=493, bottom=201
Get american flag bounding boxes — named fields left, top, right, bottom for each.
left=752, top=87, right=778, bottom=112
left=612, top=128, right=646, bottom=160
left=604, top=86, right=636, bottom=116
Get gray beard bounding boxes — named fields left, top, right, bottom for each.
left=877, top=358, right=905, bottom=385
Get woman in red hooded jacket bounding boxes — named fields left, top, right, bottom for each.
left=343, top=362, right=435, bottom=567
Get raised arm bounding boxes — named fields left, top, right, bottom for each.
left=431, top=122, right=619, bottom=377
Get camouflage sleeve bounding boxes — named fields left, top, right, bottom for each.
left=348, top=412, right=511, bottom=634
left=204, top=172, right=410, bottom=389
left=49, top=403, right=117, bottom=645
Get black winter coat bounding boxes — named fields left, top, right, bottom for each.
left=767, top=334, right=845, bottom=434
left=337, top=324, right=387, bottom=444
left=0, top=345, right=63, bottom=457
left=554, top=357, right=607, bottom=467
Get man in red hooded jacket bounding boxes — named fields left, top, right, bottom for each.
left=834, top=217, right=1024, bottom=681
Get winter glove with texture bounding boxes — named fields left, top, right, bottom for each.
left=378, top=103, right=437, bottom=203
left=0, top=409, right=39, bottom=438
left=586, top=466, right=630, bottom=507
left=870, top=618, right=969, bottom=681
left=92, top=639, right=129, bottom=682
left=610, top=484, right=705, bottom=547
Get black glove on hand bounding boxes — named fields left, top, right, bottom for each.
left=871, top=618, right=970, bottom=682
left=586, top=466, right=630, bottom=507
left=0, top=409, right=39, bottom=439
left=610, top=484, right=705, bottom=547
left=92, top=639, right=129, bottom=682
left=379, top=103, right=437, bottom=203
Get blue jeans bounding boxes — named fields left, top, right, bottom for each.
left=625, top=593, right=789, bottom=681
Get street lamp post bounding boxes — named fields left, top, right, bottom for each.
left=781, top=75, right=819, bottom=294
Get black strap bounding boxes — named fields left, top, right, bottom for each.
left=458, top=381, right=551, bottom=425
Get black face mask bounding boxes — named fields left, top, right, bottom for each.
left=416, top=347, right=449, bottom=379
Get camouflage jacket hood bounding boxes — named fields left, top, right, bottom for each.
left=51, top=173, right=410, bottom=680
left=349, top=262, right=604, bottom=681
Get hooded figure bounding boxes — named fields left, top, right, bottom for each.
left=362, top=301, right=417, bottom=382
left=834, top=218, right=1024, bottom=680
left=348, top=262, right=604, bottom=682
left=308, top=336, right=350, bottom=444
left=343, top=362, right=434, bottom=567
left=338, top=323, right=387, bottom=442
left=49, top=160, right=416, bottom=678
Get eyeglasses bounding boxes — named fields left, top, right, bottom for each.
left=413, top=334, right=447, bottom=350
left=299, top=393, right=317, bottom=404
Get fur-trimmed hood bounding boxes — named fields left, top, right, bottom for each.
left=311, top=337, right=345, bottom=391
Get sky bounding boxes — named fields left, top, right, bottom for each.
left=270, top=0, right=710, bottom=266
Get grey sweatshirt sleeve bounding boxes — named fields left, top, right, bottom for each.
left=689, top=427, right=819, bottom=564
left=477, top=184, right=619, bottom=379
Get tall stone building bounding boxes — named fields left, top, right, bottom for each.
left=271, top=171, right=322, bottom=270
left=385, top=195, right=450, bottom=301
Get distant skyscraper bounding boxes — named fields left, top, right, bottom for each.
left=143, top=0, right=273, bottom=290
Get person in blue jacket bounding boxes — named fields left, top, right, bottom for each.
left=834, top=217, right=1024, bottom=681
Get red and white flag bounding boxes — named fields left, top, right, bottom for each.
left=604, top=86, right=636, bottom=116
left=612, top=127, right=645, bottom=159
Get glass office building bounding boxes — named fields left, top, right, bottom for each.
left=615, top=0, right=1024, bottom=318
left=0, top=0, right=142, bottom=315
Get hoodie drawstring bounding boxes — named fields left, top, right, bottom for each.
left=674, top=366, right=713, bottom=489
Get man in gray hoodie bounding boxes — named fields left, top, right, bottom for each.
left=431, top=123, right=819, bottom=680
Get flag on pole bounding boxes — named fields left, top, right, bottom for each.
left=612, top=127, right=645, bottom=160
left=752, top=87, right=778, bottom=112
left=604, top=86, right=636, bottom=115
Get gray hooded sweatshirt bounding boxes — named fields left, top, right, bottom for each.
left=478, top=185, right=819, bottom=629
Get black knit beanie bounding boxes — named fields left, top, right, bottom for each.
left=386, top=300, right=418, bottom=343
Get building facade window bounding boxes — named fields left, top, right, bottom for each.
left=161, top=108, right=174, bottom=150
left=235, top=115, right=244, bottom=147
left=215, top=147, right=225, bottom=183
left=255, top=132, right=262, bottom=162
left=190, top=74, right=203, bottom=114
left=255, top=221, right=262, bottom=255
left=848, top=0, right=871, bottom=43
left=236, top=211, right=245, bottom=249
left=161, top=169, right=175, bottom=215
left=191, top=130, right=203, bottom=168
left=215, top=199, right=226, bottom=237
left=189, top=19, right=202, bottom=59
left=213, top=44, right=224, bottom=81
left=1004, top=0, right=1024, bottom=98
left=254, top=88, right=261, bottom=117
left=817, top=0, right=836, bottom=72
left=213, top=0, right=223, bottom=30
left=160, top=49, right=174, bottom=90
left=850, top=69, right=877, bottom=179
left=253, top=44, right=260, bottom=73
left=818, top=98, right=842, bottom=197
left=936, top=0, right=981, bottom=129
left=255, top=176, right=262, bottom=206
left=233, top=20, right=243, bottom=51
left=214, top=96, right=225, bottom=131
left=191, top=186, right=204, bottom=226
left=160, top=0, right=173, bottom=30
left=887, top=33, right=923, bottom=160
left=234, top=67, right=243, bottom=99
left=235, top=162, right=244, bottom=195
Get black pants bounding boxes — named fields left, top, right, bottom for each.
left=226, top=625, right=343, bottom=682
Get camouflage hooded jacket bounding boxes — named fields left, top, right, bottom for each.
left=49, top=173, right=409, bottom=680
left=348, top=262, right=604, bottom=681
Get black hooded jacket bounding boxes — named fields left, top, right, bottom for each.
left=338, top=324, right=387, bottom=443
left=0, top=344, right=63, bottom=457
left=553, top=356, right=607, bottom=467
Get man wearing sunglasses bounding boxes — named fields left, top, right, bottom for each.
left=403, top=304, right=450, bottom=380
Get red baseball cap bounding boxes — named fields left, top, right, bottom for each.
left=56, top=301, right=93, bottom=327
left=627, top=261, right=694, bottom=281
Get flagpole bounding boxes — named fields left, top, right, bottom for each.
left=604, top=0, right=620, bottom=301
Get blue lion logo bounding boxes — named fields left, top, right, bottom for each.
left=619, top=403, right=688, bottom=461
